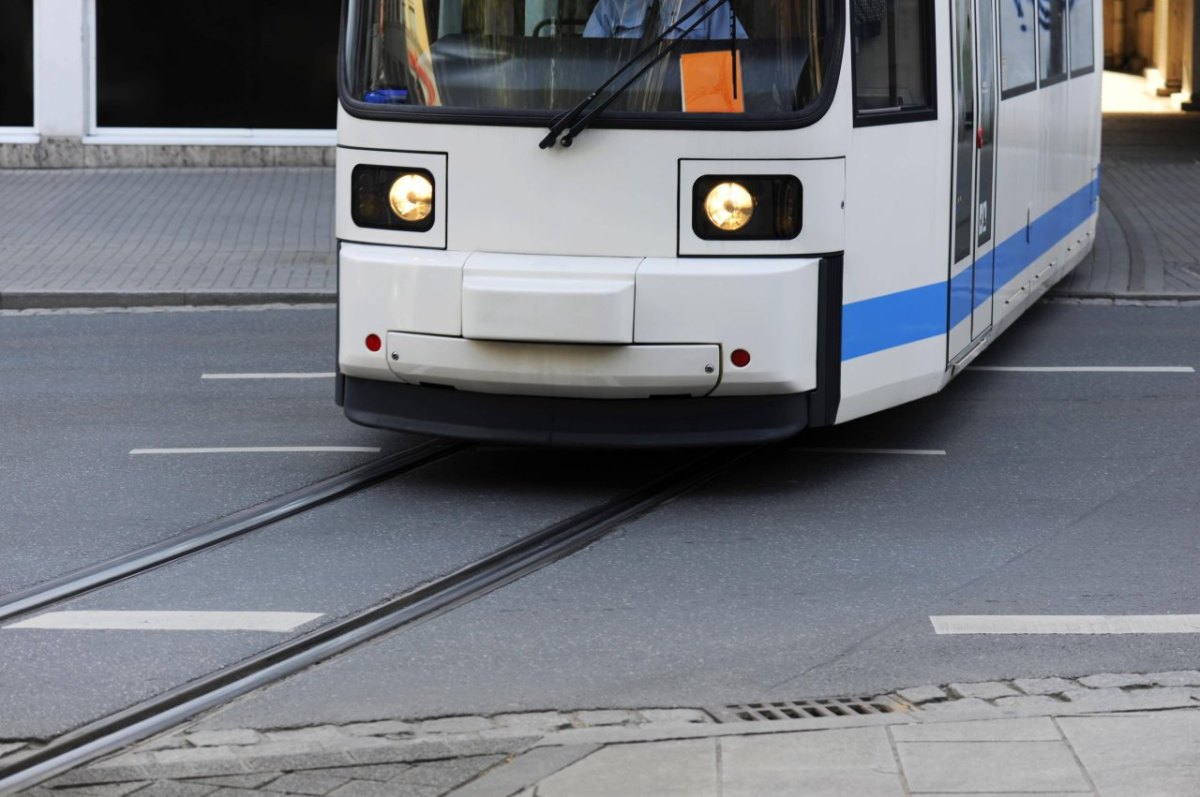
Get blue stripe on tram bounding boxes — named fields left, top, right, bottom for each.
left=841, top=177, right=1100, bottom=362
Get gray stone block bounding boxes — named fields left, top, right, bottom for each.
left=329, top=781, right=439, bottom=797
left=948, top=682, right=1020, bottom=700
left=264, top=726, right=350, bottom=745
left=1077, top=672, right=1155, bottom=689
left=193, top=773, right=282, bottom=789
left=637, top=709, right=712, bottom=725
left=303, top=764, right=411, bottom=782
left=341, top=720, right=415, bottom=737
left=896, top=686, right=948, bottom=705
left=186, top=730, right=265, bottom=747
left=398, top=756, right=505, bottom=789
left=573, top=710, right=638, bottom=727
left=263, top=771, right=351, bottom=795
left=1013, top=677, right=1077, bottom=695
left=896, top=741, right=1090, bottom=793
left=413, top=716, right=493, bottom=734
left=1148, top=670, right=1200, bottom=687
left=893, top=717, right=1061, bottom=742
left=916, top=698, right=999, bottom=718
left=1061, top=686, right=1199, bottom=712
left=122, top=781, right=220, bottom=797
left=992, top=695, right=1069, bottom=714
left=492, top=712, right=572, bottom=732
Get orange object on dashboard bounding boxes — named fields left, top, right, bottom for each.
left=680, top=50, right=745, bottom=113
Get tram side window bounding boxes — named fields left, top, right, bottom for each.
left=852, top=0, right=934, bottom=124
left=1069, top=0, right=1094, bottom=75
left=999, top=0, right=1036, bottom=95
left=1039, top=0, right=1068, bottom=84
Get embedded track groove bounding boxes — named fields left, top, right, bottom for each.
left=0, top=438, right=466, bottom=626
left=0, top=445, right=756, bottom=795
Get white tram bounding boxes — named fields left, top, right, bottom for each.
left=335, top=0, right=1101, bottom=445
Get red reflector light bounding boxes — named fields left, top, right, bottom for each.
left=365, top=334, right=382, bottom=352
left=731, top=349, right=751, bottom=368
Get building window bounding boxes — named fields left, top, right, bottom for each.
left=852, top=0, right=936, bottom=125
left=1069, top=0, right=1094, bottom=76
left=999, top=0, right=1036, bottom=96
left=95, top=0, right=339, bottom=129
left=0, top=0, right=34, bottom=127
left=1039, top=0, right=1068, bottom=85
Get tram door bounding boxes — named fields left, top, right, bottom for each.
left=948, top=0, right=999, bottom=362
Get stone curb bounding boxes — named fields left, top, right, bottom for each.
left=29, top=673, right=1200, bottom=792
left=0, top=291, right=336, bottom=311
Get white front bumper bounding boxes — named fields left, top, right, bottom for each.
left=339, top=243, right=820, bottom=398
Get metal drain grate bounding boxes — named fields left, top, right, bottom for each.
left=711, top=696, right=905, bottom=723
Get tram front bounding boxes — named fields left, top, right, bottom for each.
left=337, top=0, right=848, bottom=446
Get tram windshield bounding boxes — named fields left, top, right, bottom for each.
left=345, top=1, right=838, bottom=119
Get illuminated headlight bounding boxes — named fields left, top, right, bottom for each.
left=389, top=174, right=433, bottom=222
left=704, top=182, right=755, bottom=231
left=352, top=165, right=436, bottom=231
left=692, top=175, right=803, bottom=241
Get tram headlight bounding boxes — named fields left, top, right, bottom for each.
left=388, top=173, right=434, bottom=223
left=704, top=182, right=755, bottom=231
left=692, top=175, right=803, bottom=241
left=352, top=165, right=436, bottom=232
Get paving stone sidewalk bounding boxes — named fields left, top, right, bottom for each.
left=2, top=113, right=1199, bottom=310
left=9, top=672, right=1200, bottom=796
left=0, top=168, right=335, bottom=309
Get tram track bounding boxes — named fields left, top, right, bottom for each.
left=0, top=438, right=466, bottom=627
left=0, top=445, right=754, bottom=795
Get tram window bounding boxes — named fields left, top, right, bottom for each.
left=851, top=0, right=935, bottom=125
left=1038, top=0, right=1068, bottom=85
left=347, top=0, right=838, bottom=119
left=1069, top=0, right=1094, bottom=76
left=998, top=0, right=1036, bottom=96
left=0, top=0, right=34, bottom=127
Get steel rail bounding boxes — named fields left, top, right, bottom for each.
left=0, top=438, right=466, bottom=626
left=0, top=445, right=755, bottom=795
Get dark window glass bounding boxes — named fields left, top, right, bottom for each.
left=1069, top=0, right=1094, bottom=73
left=0, top=0, right=34, bottom=127
left=1039, top=0, right=1067, bottom=83
left=346, top=0, right=837, bottom=119
left=852, top=0, right=934, bottom=120
left=96, top=0, right=339, bottom=129
left=999, top=0, right=1036, bottom=93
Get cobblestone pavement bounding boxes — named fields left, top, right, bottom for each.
left=1056, top=113, right=1200, bottom=298
left=0, top=169, right=334, bottom=307
left=1, top=113, right=1199, bottom=310
left=7, top=672, right=1200, bottom=796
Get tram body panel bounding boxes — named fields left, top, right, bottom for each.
left=335, top=0, right=1103, bottom=445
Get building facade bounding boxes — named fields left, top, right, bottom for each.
left=0, top=0, right=338, bottom=167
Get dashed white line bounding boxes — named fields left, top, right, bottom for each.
left=5, top=611, right=324, bottom=632
left=971, top=366, right=1195, bottom=373
left=931, top=615, right=1200, bottom=635
left=130, top=446, right=381, bottom=455
left=790, top=447, right=947, bottom=457
left=201, top=372, right=336, bottom=380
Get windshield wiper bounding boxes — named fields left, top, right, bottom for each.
left=539, top=0, right=731, bottom=150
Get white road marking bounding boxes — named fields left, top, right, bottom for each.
left=201, top=372, right=336, bottom=380
left=971, top=366, right=1195, bottom=373
left=791, top=447, right=947, bottom=456
left=5, top=611, right=323, bottom=632
left=931, top=615, right=1200, bottom=635
left=130, top=446, right=380, bottom=455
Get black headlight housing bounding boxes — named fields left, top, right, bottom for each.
left=692, top=175, right=803, bottom=241
left=352, top=165, right=436, bottom=232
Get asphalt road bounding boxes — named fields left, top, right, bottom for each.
left=1, top=302, right=1198, bottom=744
